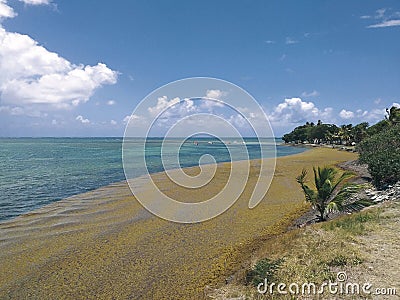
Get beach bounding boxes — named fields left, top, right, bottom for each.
left=0, top=147, right=357, bottom=299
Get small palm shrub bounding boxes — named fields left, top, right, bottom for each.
left=296, top=166, right=372, bottom=221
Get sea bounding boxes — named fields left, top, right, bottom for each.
left=0, top=137, right=306, bottom=222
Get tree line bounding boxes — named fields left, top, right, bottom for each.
left=295, top=106, right=399, bottom=222
left=282, top=106, right=400, bottom=145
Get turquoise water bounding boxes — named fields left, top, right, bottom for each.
left=0, top=138, right=306, bottom=221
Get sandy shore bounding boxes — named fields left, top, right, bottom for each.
left=0, top=148, right=357, bottom=299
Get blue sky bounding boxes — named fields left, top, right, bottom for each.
left=0, top=0, right=399, bottom=137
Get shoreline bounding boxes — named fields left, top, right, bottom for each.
left=0, top=142, right=307, bottom=224
left=0, top=147, right=357, bottom=299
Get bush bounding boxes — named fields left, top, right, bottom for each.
left=358, top=124, right=400, bottom=189
left=245, top=258, right=283, bottom=286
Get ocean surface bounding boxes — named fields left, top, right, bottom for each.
left=0, top=137, right=306, bottom=221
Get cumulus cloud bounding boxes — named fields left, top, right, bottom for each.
left=76, top=115, right=89, bottom=124
left=205, top=89, right=226, bottom=99
left=228, top=114, right=247, bottom=128
left=0, top=1, right=118, bottom=115
left=147, top=96, right=181, bottom=116
left=339, top=109, right=355, bottom=119
left=107, top=100, right=116, bottom=105
left=0, top=0, right=15, bottom=19
left=268, top=98, right=332, bottom=124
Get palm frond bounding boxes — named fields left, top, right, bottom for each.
left=342, top=198, right=375, bottom=213
left=296, top=169, right=316, bottom=204
left=332, top=171, right=354, bottom=191
left=296, top=169, right=308, bottom=185
left=331, top=183, right=362, bottom=204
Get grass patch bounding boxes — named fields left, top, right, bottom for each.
left=322, top=210, right=380, bottom=235
left=326, top=254, right=363, bottom=267
left=209, top=204, right=389, bottom=299
left=245, top=258, right=283, bottom=287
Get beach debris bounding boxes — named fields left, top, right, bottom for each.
left=363, top=182, right=400, bottom=203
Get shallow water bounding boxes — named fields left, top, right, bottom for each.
left=0, top=137, right=306, bottom=221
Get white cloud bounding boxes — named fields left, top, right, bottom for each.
left=76, top=115, right=89, bottom=124
left=0, top=0, right=15, bottom=19
left=264, top=40, right=275, bottom=44
left=200, top=91, right=226, bottom=111
left=367, top=19, right=400, bottom=28
left=123, top=115, right=131, bottom=124
left=301, top=90, right=320, bottom=97
left=364, top=8, right=400, bottom=28
left=364, top=108, right=386, bottom=122
left=0, top=105, right=46, bottom=117
left=1, top=62, right=117, bottom=109
left=376, top=8, right=386, bottom=19
left=147, top=96, right=181, bottom=116
left=228, top=114, right=247, bottom=128
left=356, top=109, right=368, bottom=117
left=205, top=89, right=226, bottom=99
left=107, top=100, right=116, bottom=105
left=285, top=37, right=298, bottom=44
left=123, top=114, right=145, bottom=125
left=51, top=119, right=57, bottom=125
left=339, top=109, right=355, bottom=119
left=0, top=3, right=118, bottom=115
left=19, top=0, right=51, bottom=5
left=110, top=120, right=117, bottom=125
left=268, top=98, right=332, bottom=124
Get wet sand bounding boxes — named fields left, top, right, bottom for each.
left=0, top=148, right=357, bottom=299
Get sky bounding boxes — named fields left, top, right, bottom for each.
left=0, top=0, right=399, bottom=137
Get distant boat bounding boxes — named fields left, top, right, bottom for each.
left=207, top=141, right=213, bottom=144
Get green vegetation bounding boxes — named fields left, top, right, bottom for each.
left=282, top=105, right=399, bottom=146
left=210, top=203, right=397, bottom=299
left=284, top=105, right=400, bottom=190
left=322, top=209, right=380, bottom=235
left=282, top=120, right=340, bottom=144
left=358, top=123, right=400, bottom=189
left=386, top=106, right=400, bottom=125
left=246, top=258, right=283, bottom=287
left=281, top=120, right=370, bottom=145
left=296, top=166, right=371, bottom=221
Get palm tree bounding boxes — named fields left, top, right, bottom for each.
left=386, top=106, right=400, bottom=124
left=296, top=166, right=371, bottom=221
left=338, top=124, right=354, bottom=144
